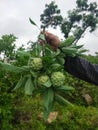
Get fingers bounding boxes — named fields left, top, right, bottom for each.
left=45, top=32, right=61, bottom=46
left=40, top=31, right=61, bottom=50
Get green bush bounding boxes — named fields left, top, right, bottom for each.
left=0, top=84, right=15, bottom=130
left=13, top=95, right=44, bottom=130
left=45, top=105, right=98, bottom=130
left=12, top=99, right=98, bottom=130
left=63, top=72, right=98, bottom=107
left=0, top=79, right=98, bottom=130
left=0, top=71, right=20, bottom=130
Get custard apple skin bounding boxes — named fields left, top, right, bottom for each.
left=28, top=58, right=43, bottom=71
left=51, top=72, right=65, bottom=87
left=38, top=75, right=49, bottom=86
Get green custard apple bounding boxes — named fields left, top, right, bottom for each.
left=28, top=57, right=43, bottom=71
left=51, top=72, right=65, bottom=87
left=38, top=75, right=50, bottom=86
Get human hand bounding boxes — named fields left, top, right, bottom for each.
left=40, top=31, right=61, bottom=50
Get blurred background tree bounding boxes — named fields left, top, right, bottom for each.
left=0, top=34, right=17, bottom=61
left=40, top=0, right=98, bottom=44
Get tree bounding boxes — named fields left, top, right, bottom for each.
left=0, top=34, right=17, bottom=60
left=40, top=0, right=98, bottom=42
left=40, top=1, right=63, bottom=29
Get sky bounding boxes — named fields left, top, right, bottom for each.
left=0, top=0, right=98, bottom=55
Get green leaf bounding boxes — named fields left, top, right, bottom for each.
left=62, top=47, right=78, bottom=54
left=38, top=34, right=46, bottom=41
left=21, top=66, right=30, bottom=71
left=43, top=80, right=52, bottom=88
left=30, top=71, right=38, bottom=89
left=56, top=57, right=65, bottom=65
left=33, top=78, right=37, bottom=89
left=60, top=36, right=75, bottom=47
left=17, top=51, right=31, bottom=58
left=13, top=76, right=27, bottom=91
left=51, top=63, right=62, bottom=71
left=29, top=18, right=37, bottom=26
left=53, top=49, right=61, bottom=57
left=72, top=44, right=84, bottom=49
left=45, top=47, right=52, bottom=56
left=57, top=86, right=75, bottom=91
left=55, top=94, right=73, bottom=107
left=43, top=88, right=54, bottom=110
left=30, top=71, right=38, bottom=78
left=43, top=88, right=54, bottom=120
left=42, top=55, right=56, bottom=65
left=43, top=101, right=54, bottom=121
left=36, top=43, right=42, bottom=56
left=0, top=62, right=26, bottom=73
left=24, top=75, right=34, bottom=95
left=78, top=49, right=89, bottom=54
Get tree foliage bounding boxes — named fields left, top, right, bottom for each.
left=0, top=34, right=17, bottom=60
left=40, top=0, right=98, bottom=41
left=40, top=1, right=63, bottom=29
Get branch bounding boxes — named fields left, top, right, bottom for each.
left=74, top=26, right=88, bottom=45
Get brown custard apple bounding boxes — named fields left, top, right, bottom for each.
left=51, top=72, right=65, bottom=87
left=28, top=57, right=43, bottom=71
left=38, top=75, right=50, bottom=86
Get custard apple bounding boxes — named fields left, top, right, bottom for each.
left=51, top=72, right=65, bottom=87
left=28, top=57, right=43, bottom=71
left=38, top=75, right=50, bottom=86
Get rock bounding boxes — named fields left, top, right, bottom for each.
left=38, top=111, right=58, bottom=123
left=83, top=93, right=93, bottom=105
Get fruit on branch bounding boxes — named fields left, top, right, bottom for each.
left=38, top=75, right=50, bottom=86
left=28, top=57, right=43, bottom=71
left=51, top=72, right=65, bottom=87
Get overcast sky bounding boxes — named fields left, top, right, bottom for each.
left=0, top=0, right=98, bottom=55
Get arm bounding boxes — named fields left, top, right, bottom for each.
left=64, top=56, right=98, bottom=85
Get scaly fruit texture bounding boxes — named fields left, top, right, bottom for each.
left=28, top=57, right=43, bottom=71
left=38, top=75, right=50, bottom=86
left=51, top=72, right=65, bottom=87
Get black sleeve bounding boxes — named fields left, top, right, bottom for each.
left=64, top=56, right=98, bottom=85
